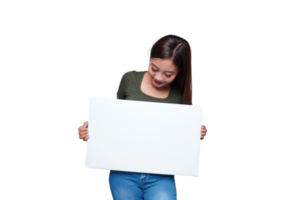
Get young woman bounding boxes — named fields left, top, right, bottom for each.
left=78, top=35, right=207, bottom=200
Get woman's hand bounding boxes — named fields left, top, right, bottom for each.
left=201, top=125, right=207, bottom=140
left=76, top=120, right=90, bottom=142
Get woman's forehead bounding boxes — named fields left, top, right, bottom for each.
left=150, top=58, right=178, bottom=72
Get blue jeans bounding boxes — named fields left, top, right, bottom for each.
left=109, top=170, right=177, bottom=200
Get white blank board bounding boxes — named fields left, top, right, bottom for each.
left=85, top=97, right=202, bottom=177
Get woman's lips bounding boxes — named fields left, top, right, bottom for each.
left=154, top=80, right=162, bottom=84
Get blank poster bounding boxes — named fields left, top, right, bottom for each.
left=85, top=97, right=202, bottom=177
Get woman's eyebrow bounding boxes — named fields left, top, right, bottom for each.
left=152, top=63, right=175, bottom=73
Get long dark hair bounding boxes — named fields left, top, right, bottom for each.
left=150, top=35, right=192, bottom=105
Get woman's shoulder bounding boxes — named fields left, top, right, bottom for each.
left=121, top=70, right=147, bottom=80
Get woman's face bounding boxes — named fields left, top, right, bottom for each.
left=148, top=58, right=179, bottom=88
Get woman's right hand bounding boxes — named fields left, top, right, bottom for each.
left=78, top=121, right=90, bottom=141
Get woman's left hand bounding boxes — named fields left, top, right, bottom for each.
left=201, top=125, right=207, bottom=140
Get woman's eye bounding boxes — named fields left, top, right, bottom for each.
left=152, top=68, right=172, bottom=78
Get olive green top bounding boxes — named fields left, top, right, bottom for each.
left=117, top=71, right=183, bottom=104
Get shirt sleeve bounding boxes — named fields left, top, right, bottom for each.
left=116, top=71, right=131, bottom=99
